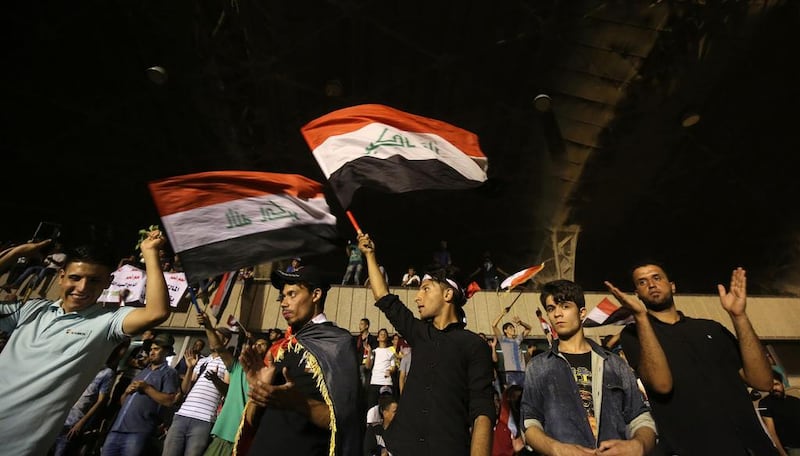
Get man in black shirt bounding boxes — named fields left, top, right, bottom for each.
left=359, top=233, right=496, bottom=456
left=606, top=261, right=777, bottom=456
left=760, top=371, right=800, bottom=455
left=239, top=266, right=360, bottom=456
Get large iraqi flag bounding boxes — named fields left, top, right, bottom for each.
left=301, top=104, right=488, bottom=208
left=148, top=171, right=338, bottom=283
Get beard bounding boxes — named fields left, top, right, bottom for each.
left=640, top=291, right=675, bottom=312
left=770, top=390, right=785, bottom=399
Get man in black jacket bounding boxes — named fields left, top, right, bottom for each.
left=239, top=266, right=361, bottom=456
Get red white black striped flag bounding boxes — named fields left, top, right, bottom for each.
left=582, top=297, right=634, bottom=327
left=301, top=104, right=488, bottom=208
left=148, top=171, right=338, bottom=283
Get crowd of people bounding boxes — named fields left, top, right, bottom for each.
left=0, top=227, right=798, bottom=456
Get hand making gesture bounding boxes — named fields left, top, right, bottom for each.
left=718, top=267, right=748, bottom=317
left=604, top=280, right=647, bottom=317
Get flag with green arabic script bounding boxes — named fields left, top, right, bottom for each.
left=301, top=104, right=488, bottom=208
left=148, top=171, right=338, bottom=283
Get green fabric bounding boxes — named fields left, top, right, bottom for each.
left=203, top=435, right=234, bottom=456
left=209, top=361, right=248, bottom=443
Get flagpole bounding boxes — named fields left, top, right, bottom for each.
left=345, top=210, right=363, bottom=234
left=504, top=289, right=524, bottom=313
left=188, top=286, right=202, bottom=314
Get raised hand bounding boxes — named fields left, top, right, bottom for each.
left=357, top=233, right=375, bottom=254
left=718, top=267, right=747, bottom=317
left=196, top=311, right=211, bottom=329
left=139, top=229, right=166, bottom=254
left=604, top=281, right=647, bottom=316
left=184, top=349, right=199, bottom=369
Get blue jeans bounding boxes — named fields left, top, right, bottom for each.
left=342, top=263, right=363, bottom=285
left=504, top=370, right=525, bottom=387
left=161, top=415, right=213, bottom=456
left=101, top=431, right=151, bottom=456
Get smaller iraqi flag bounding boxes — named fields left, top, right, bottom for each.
left=148, top=171, right=338, bottom=283
left=500, top=263, right=546, bottom=292
left=209, top=270, right=238, bottom=321
left=301, top=104, right=488, bottom=208
left=582, top=297, right=634, bottom=327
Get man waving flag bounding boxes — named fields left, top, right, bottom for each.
left=301, top=104, right=488, bottom=208
left=148, top=171, right=338, bottom=283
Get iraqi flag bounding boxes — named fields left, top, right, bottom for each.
left=500, top=263, right=546, bottom=292
left=582, top=297, right=634, bottom=327
left=148, top=171, right=338, bottom=283
left=209, top=270, right=239, bottom=321
left=301, top=104, right=488, bottom=208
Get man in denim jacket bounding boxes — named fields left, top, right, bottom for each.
left=521, top=280, right=656, bottom=455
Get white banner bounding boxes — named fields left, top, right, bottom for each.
left=98, top=265, right=188, bottom=308
left=164, top=271, right=189, bottom=308
left=98, top=265, right=146, bottom=304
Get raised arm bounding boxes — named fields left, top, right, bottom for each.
left=491, top=308, right=507, bottom=339
left=178, top=350, right=200, bottom=400
left=0, top=240, right=51, bottom=271
left=718, top=267, right=772, bottom=391
left=605, top=281, right=672, bottom=394
left=512, top=315, right=532, bottom=337
left=122, top=230, right=170, bottom=335
left=358, top=233, right=388, bottom=301
left=197, top=312, right=234, bottom=369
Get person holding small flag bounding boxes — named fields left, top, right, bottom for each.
left=358, top=232, right=496, bottom=456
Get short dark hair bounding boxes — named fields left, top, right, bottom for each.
left=63, top=243, right=116, bottom=272
left=630, top=259, right=671, bottom=284
left=361, top=318, right=370, bottom=326
left=502, top=322, right=514, bottom=332
left=422, top=268, right=466, bottom=307
left=539, top=279, right=585, bottom=309
left=379, top=395, right=398, bottom=415
left=773, top=370, right=784, bottom=383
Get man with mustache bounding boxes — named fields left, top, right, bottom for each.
left=238, top=266, right=360, bottom=456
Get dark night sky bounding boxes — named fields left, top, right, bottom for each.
left=4, top=1, right=800, bottom=295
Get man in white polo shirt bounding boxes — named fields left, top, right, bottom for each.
left=0, top=230, right=171, bottom=456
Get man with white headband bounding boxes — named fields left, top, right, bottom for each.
left=358, top=233, right=496, bottom=456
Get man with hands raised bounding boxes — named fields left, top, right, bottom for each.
left=605, top=262, right=778, bottom=456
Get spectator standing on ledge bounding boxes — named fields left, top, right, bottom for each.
left=342, top=240, right=364, bottom=285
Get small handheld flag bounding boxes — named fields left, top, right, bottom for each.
left=500, top=263, right=546, bottom=292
